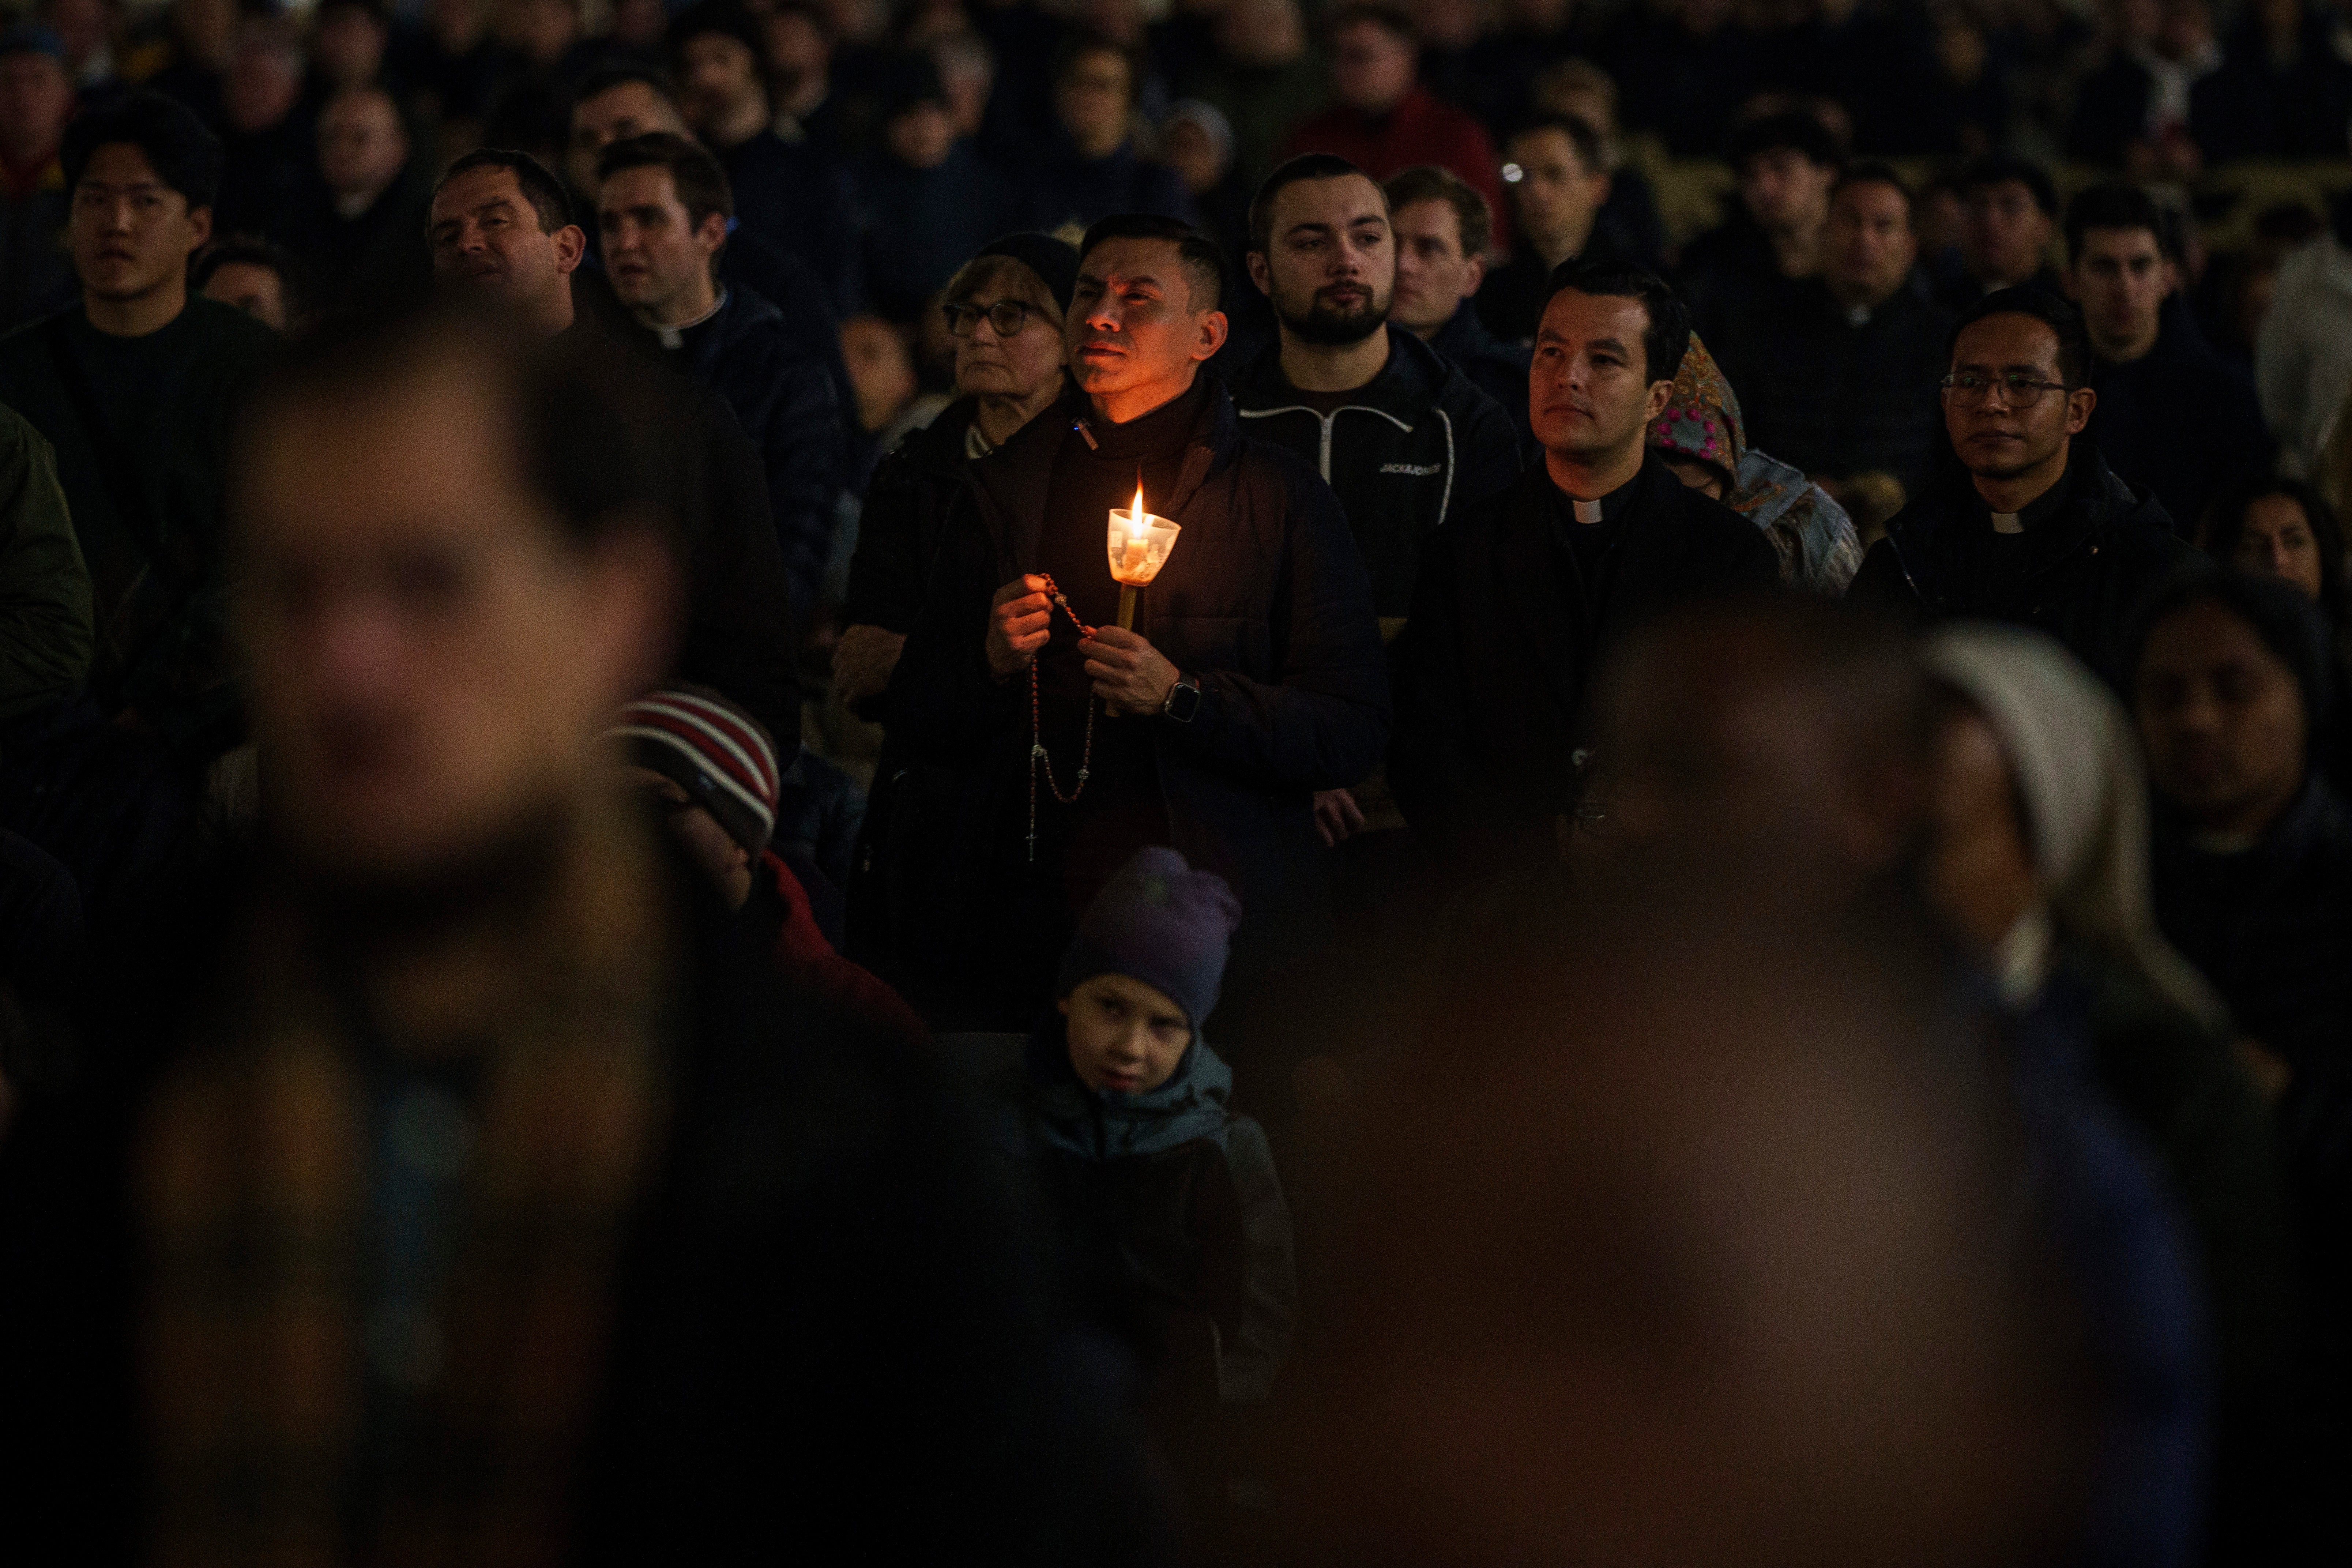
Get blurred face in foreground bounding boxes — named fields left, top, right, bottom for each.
left=2229, top=493, right=2326, bottom=603
left=236, top=347, right=663, bottom=888
left=1060, top=972, right=1191, bottom=1094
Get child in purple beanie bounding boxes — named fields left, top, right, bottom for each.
left=998, top=846, right=1297, bottom=1407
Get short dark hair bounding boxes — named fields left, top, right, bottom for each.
left=1508, top=112, right=1607, bottom=179
left=192, top=237, right=307, bottom=315
left=1949, top=284, right=2091, bottom=388
left=1726, top=108, right=1842, bottom=173
left=434, top=147, right=576, bottom=233
left=1078, top=212, right=1225, bottom=313
left=1326, top=2, right=1416, bottom=45
left=1249, top=151, right=1380, bottom=256
left=597, top=131, right=734, bottom=230
left=240, top=304, right=688, bottom=552
left=1958, top=153, right=2058, bottom=219
left=2199, top=475, right=2348, bottom=627
left=1832, top=161, right=1914, bottom=225
left=1544, top=257, right=1691, bottom=385
left=2064, top=181, right=2178, bottom=265
left=1385, top=164, right=1492, bottom=260
left=62, top=90, right=222, bottom=210
left=573, top=63, right=683, bottom=113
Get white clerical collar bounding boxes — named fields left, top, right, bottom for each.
left=1571, top=497, right=1604, bottom=524
left=1991, top=510, right=2024, bottom=534
left=654, top=288, right=728, bottom=349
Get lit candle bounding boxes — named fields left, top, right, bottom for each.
left=1120, top=485, right=1149, bottom=574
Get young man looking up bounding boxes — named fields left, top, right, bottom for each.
left=1234, top=153, right=1518, bottom=618
left=1848, top=287, right=2193, bottom=687
left=2066, top=182, right=2270, bottom=536
left=1385, top=163, right=1532, bottom=441
left=597, top=131, right=843, bottom=625
left=1232, top=154, right=1516, bottom=847
left=1390, top=258, right=1779, bottom=880
left=426, top=147, right=801, bottom=747
left=879, top=215, right=1388, bottom=1030
left=0, top=89, right=275, bottom=762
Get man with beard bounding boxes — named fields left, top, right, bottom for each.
left=878, top=214, right=1388, bottom=1030
left=1389, top=258, right=1779, bottom=880
left=1230, top=153, right=1516, bottom=849
left=1847, top=287, right=2195, bottom=689
left=1233, top=154, right=1518, bottom=622
left=426, top=148, right=801, bottom=746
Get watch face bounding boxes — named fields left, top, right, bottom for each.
left=1166, top=678, right=1201, bottom=722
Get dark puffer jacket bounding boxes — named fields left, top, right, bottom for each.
left=660, top=283, right=847, bottom=625
left=1232, top=324, right=1522, bottom=619
left=1846, top=441, right=2198, bottom=689
left=978, top=1026, right=1296, bottom=1403
left=842, top=397, right=981, bottom=639
left=873, top=381, right=1389, bottom=1015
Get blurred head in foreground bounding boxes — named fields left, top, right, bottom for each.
left=1276, top=860, right=2094, bottom=1568
left=232, top=306, right=680, bottom=897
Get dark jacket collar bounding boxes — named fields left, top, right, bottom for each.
left=966, top=377, right=1239, bottom=574
left=887, top=394, right=982, bottom=480
left=1879, top=439, right=2158, bottom=602
left=1232, top=321, right=1452, bottom=426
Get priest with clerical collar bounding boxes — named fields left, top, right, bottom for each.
left=1390, top=257, right=1779, bottom=881
left=1849, top=285, right=2195, bottom=691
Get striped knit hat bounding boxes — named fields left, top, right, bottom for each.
left=602, top=685, right=780, bottom=857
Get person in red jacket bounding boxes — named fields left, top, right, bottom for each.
left=603, top=684, right=925, bottom=1040
left=1276, top=3, right=1508, bottom=251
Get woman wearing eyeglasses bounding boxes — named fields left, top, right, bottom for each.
left=1847, top=286, right=2197, bottom=690
left=835, top=235, right=1079, bottom=955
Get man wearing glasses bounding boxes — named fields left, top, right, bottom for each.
left=1848, top=287, right=2194, bottom=688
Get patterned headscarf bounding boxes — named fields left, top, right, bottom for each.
left=1649, top=333, right=1864, bottom=595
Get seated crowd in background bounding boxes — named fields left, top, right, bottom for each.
left=4, top=0, right=2352, bottom=1563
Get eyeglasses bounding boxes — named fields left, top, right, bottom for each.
left=1939, top=370, right=2073, bottom=408
left=944, top=298, right=1046, bottom=338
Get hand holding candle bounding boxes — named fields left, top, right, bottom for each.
left=1107, top=483, right=1181, bottom=629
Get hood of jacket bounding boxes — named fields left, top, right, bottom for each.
left=1231, top=320, right=1462, bottom=428
left=1019, top=1020, right=1234, bottom=1160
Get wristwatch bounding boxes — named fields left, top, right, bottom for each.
left=1161, top=672, right=1202, bottom=723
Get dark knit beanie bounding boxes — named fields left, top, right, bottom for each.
left=975, top=233, right=1081, bottom=315
left=603, top=686, right=780, bottom=858
left=1055, top=848, right=1242, bottom=1030
left=2129, top=567, right=2335, bottom=732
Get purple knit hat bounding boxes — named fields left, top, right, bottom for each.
left=1055, top=847, right=1243, bottom=1029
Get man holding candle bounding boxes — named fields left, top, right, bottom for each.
left=1389, top=257, right=1780, bottom=881
left=877, top=214, right=1389, bottom=1033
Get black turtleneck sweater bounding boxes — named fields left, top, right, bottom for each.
left=1027, top=377, right=1210, bottom=906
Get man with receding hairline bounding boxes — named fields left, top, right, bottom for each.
left=426, top=147, right=802, bottom=748
left=877, top=213, right=1388, bottom=1030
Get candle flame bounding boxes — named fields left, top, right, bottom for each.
left=1129, top=485, right=1147, bottom=538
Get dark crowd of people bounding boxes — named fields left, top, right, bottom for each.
left=1, top=0, right=2351, bottom=1563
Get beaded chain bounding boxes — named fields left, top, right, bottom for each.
left=1028, top=572, right=1096, bottom=862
